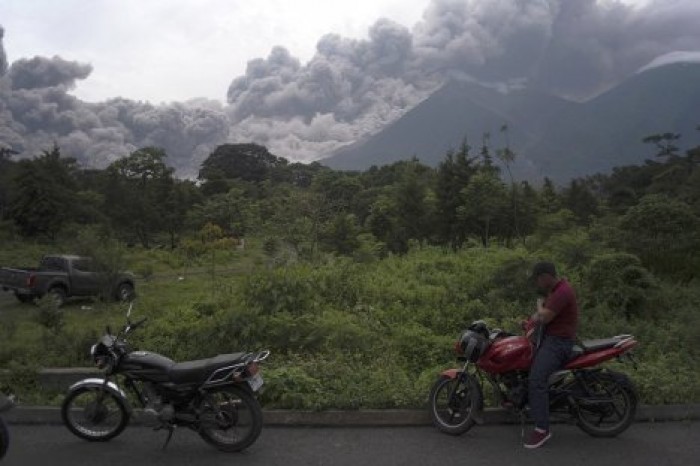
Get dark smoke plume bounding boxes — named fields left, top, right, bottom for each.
left=1, top=1, right=699, bottom=169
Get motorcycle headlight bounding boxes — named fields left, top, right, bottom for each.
left=91, top=342, right=111, bottom=368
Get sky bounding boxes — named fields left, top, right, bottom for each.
left=0, top=0, right=433, bottom=103
left=0, top=0, right=649, bottom=104
left=2, top=0, right=698, bottom=175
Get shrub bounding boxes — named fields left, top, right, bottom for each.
left=585, top=253, right=657, bottom=318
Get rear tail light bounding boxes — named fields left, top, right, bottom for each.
left=233, top=362, right=260, bottom=382
left=27, top=274, right=36, bottom=288
left=247, top=363, right=260, bottom=377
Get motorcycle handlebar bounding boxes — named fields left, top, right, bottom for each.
left=129, top=316, right=148, bottom=331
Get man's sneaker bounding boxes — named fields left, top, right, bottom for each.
left=524, top=428, right=552, bottom=449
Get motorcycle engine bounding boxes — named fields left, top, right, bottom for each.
left=142, top=383, right=175, bottom=423
left=501, top=373, right=528, bottom=409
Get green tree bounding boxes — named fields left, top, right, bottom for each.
left=0, top=146, right=18, bottom=221
left=435, top=146, right=477, bottom=248
left=186, top=186, right=252, bottom=237
left=456, top=168, right=508, bottom=247
left=104, top=147, right=177, bottom=247
left=619, top=194, right=699, bottom=280
left=198, top=143, right=289, bottom=191
left=562, top=179, right=599, bottom=226
left=539, top=177, right=561, bottom=213
left=9, top=145, right=79, bottom=239
left=495, top=125, right=521, bottom=242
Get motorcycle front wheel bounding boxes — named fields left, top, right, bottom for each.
left=198, top=385, right=263, bottom=452
left=575, top=371, right=637, bottom=437
left=61, top=386, right=129, bottom=441
left=0, top=417, right=9, bottom=460
left=429, top=374, right=483, bottom=435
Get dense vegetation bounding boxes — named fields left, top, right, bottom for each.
left=1, top=130, right=699, bottom=408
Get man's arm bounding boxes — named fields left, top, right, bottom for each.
left=531, top=298, right=557, bottom=325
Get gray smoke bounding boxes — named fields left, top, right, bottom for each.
left=0, top=26, right=7, bottom=76
left=7, top=56, right=91, bottom=90
left=2, top=0, right=700, bottom=169
left=0, top=46, right=230, bottom=176
left=227, top=0, right=700, bottom=161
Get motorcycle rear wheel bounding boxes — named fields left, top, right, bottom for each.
left=429, top=374, right=483, bottom=435
left=198, top=385, right=263, bottom=452
left=0, top=417, right=9, bottom=460
left=575, top=371, right=637, bottom=437
left=61, top=386, right=129, bottom=441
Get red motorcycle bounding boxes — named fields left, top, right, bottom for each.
left=429, top=319, right=639, bottom=437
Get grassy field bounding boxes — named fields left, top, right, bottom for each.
left=2, top=241, right=700, bottom=409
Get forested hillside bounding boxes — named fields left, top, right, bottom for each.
left=1, top=131, right=699, bottom=408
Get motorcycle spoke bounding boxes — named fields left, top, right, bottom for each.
left=199, top=389, right=253, bottom=445
left=65, top=388, right=125, bottom=437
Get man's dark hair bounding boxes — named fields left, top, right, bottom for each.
left=531, top=261, right=557, bottom=279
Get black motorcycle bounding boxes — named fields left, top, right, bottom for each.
left=61, top=303, right=270, bottom=452
left=0, top=393, right=14, bottom=460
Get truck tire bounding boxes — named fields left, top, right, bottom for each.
left=47, top=287, right=67, bottom=307
left=115, top=283, right=134, bottom=302
left=14, top=293, right=35, bottom=304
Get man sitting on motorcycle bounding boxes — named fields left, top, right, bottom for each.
left=524, top=261, right=579, bottom=449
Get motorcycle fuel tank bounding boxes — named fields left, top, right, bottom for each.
left=120, top=351, right=175, bottom=382
left=477, top=336, right=533, bottom=373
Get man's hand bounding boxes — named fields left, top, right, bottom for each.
left=532, top=298, right=556, bottom=325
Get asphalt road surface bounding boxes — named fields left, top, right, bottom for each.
left=2, top=422, right=698, bottom=466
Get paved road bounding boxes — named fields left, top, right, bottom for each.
left=2, top=422, right=698, bottom=466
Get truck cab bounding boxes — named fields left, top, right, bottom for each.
left=0, top=255, right=135, bottom=306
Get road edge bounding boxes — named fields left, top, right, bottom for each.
left=5, top=404, right=699, bottom=427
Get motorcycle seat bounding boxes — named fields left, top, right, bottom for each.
left=168, top=353, right=249, bottom=384
left=580, top=338, right=621, bottom=353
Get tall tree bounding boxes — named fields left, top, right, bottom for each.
left=9, top=145, right=79, bottom=239
left=495, top=125, right=521, bottom=243
left=0, top=146, right=18, bottom=220
left=563, top=179, right=599, bottom=226
left=457, top=168, right=508, bottom=247
left=435, top=145, right=477, bottom=248
left=198, top=143, right=288, bottom=189
left=105, top=147, right=177, bottom=247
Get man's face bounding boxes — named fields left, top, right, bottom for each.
left=535, top=274, right=554, bottom=296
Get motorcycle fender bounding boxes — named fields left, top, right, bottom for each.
left=438, top=370, right=485, bottom=425
left=67, top=378, right=132, bottom=414
left=440, top=368, right=462, bottom=379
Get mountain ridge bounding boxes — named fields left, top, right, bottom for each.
left=323, top=62, right=700, bottom=181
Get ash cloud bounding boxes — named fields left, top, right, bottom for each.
left=227, top=0, right=700, bottom=162
left=0, top=33, right=230, bottom=176
left=0, top=26, right=7, bottom=76
left=2, top=0, right=700, bottom=170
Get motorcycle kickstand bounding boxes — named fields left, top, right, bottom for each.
left=154, top=423, right=176, bottom=450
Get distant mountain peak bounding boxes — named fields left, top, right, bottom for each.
left=637, top=51, right=700, bottom=74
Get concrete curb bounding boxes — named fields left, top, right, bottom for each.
left=5, top=405, right=700, bottom=427
left=3, top=369, right=699, bottom=426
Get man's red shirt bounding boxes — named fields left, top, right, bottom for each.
left=544, top=279, right=578, bottom=339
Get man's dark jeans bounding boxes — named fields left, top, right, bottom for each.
left=528, top=334, right=574, bottom=431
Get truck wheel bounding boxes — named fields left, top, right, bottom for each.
left=47, top=287, right=67, bottom=307
left=14, top=293, right=35, bottom=304
left=115, top=283, right=134, bottom=302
